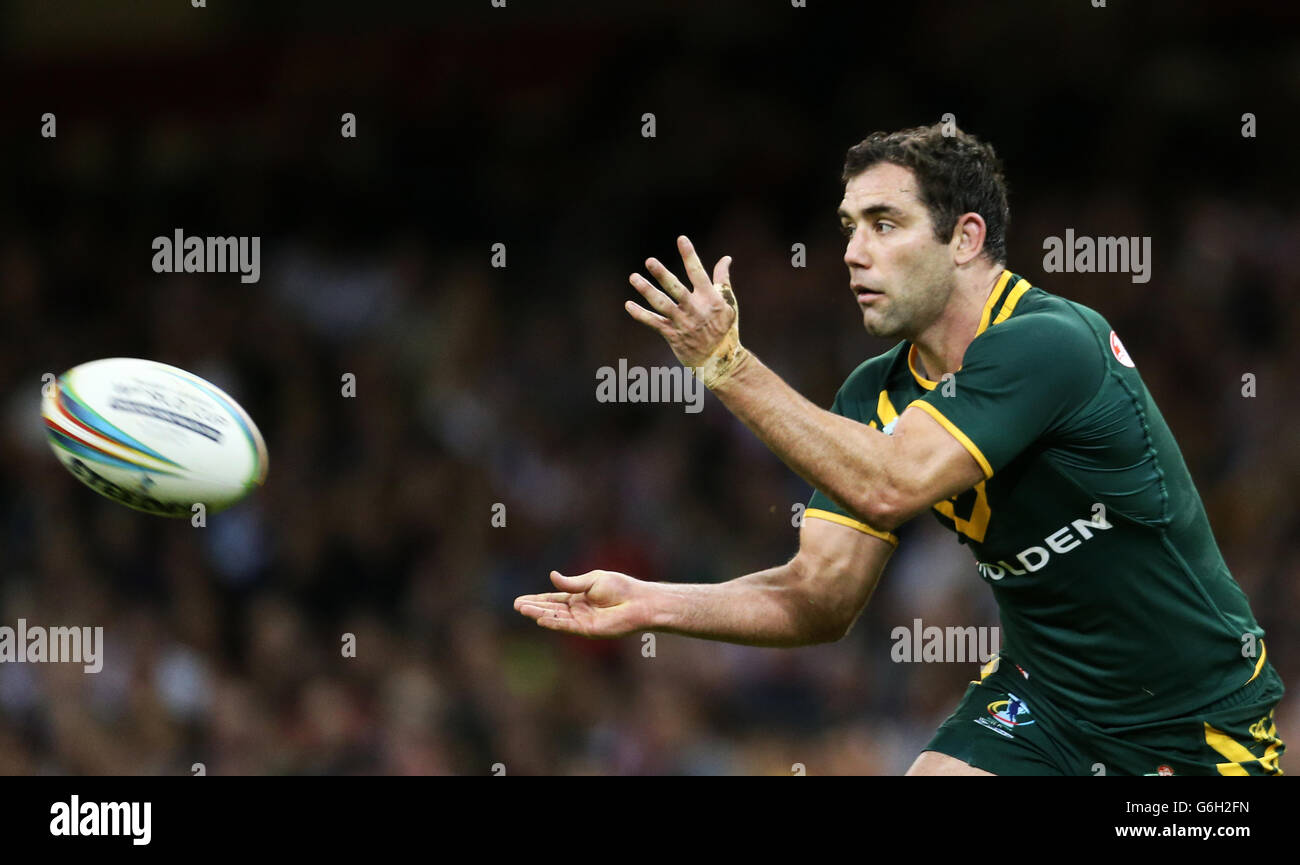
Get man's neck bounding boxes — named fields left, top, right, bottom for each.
left=911, top=265, right=1006, bottom=381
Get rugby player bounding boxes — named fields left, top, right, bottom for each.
left=514, top=123, right=1284, bottom=776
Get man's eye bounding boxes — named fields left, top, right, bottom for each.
left=840, top=224, right=855, bottom=238
left=875, top=222, right=894, bottom=234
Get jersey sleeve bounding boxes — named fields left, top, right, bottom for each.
left=805, top=364, right=900, bottom=547
left=907, top=312, right=1105, bottom=478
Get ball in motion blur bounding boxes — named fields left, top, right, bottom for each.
left=41, top=357, right=268, bottom=516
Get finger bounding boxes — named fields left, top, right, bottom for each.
left=677, top=235, right=713, bottom=293
left=645, top=257, right=689, bottom=302
left=629, top=272, right=679, bottom=316
left=625, top=299, right=671, bottom=331
left=518, top=600, right=571, bottom=615
left=549, top=569, right=596, bottom=592
left=525, top=606, right=587, bottom=634
left=515, top=592, right=571, bottom=606
left=515, top=602, right=547, bottom=621
left=517, top=602, right=573, bottom=623
left=514, top=593, right=570, bottom=611
left=711, top=254, right=733, bottom=290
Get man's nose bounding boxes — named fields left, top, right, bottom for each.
left=845, top=231, right=871, bottom=268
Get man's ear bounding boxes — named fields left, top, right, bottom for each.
left=952, top=212, right=987, bottom=266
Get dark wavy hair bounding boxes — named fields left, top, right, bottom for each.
left=842, top=123, right=1010, bottom=265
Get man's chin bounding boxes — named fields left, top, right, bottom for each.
left=861, top=311, right=901, bottom=339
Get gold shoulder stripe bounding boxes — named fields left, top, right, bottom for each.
left=992, top=278, right=1032, bottom=326
left=907, top=400, right=995, bottom=479
left=804, top=508, right=899, bottom=546
left=975, top=270, right=1013, bottom=337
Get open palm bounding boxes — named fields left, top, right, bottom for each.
left=514, top=569, right=646, bottom=638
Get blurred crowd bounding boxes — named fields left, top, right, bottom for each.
left=0, top=1, right=1297, bottom=774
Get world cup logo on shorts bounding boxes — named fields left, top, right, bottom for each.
left=987, top=694, right=1036, bottom=728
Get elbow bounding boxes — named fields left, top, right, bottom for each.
left=802, top=582, right=860, bottom=646
left=813, top=604, right=867, bottom=644
left=852, top=482, right=911, bottom=533
left=802, top=607, right=847, bottom=645
left=787, top=558, right=853, bottom=646
left=813, top=619, right=852, bottom=645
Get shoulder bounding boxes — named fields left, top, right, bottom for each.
left=970, top=284, right=1109, bottom=367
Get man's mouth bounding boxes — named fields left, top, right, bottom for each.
left=854, top=286, right=884, bottom=303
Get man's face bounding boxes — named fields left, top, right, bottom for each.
left=839, top=162, right=957, bottom=339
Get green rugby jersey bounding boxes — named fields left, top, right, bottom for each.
left=806, top=269, right=1273, bottom=726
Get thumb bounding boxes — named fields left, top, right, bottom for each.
left=550, top=569, right=596, bottom=593
left=712, top=255, right=732, bottom=290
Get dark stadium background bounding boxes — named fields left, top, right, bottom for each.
left=0, top=0, right=1297, bottom=775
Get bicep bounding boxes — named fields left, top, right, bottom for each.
left=877, top=404, right=987, bottom=525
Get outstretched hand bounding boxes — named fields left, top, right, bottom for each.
left=514, top=569, right=649, bottom=639
left=625, top=235, right=744, bottom=386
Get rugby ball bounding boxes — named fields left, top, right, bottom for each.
left=41, top=358, right=268, bottom=517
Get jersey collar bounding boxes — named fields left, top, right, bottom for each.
left=907, top=269, right=1016, bottom=390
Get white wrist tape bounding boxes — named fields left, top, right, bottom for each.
left=692, top=283, right=746, bottom=389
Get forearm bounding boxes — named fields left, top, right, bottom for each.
left=710, top=350, right=897, bottom=526
left=644, top=560, right=842, bottom=648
